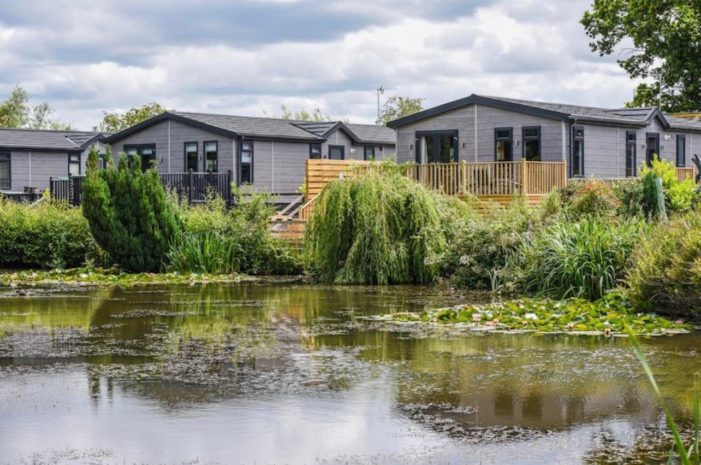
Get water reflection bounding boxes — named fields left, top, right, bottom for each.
left=0, top=283, right=698, bottom=464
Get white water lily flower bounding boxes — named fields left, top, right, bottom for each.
left=524, top=313, right=538, bottom=320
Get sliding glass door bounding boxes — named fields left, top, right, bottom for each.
left=415, top=131, right=458, bottom=163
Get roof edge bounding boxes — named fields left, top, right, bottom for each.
left=103, top=112, right=239, bottom=144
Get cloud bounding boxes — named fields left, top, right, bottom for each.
left=0, top=0, right=639, bottom=129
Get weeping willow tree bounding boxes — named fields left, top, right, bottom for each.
left=304, top=167, right=465, bottom=284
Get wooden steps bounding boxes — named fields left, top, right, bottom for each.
left=271, top=219, right=306, bottom=243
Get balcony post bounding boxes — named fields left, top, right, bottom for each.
left=521, top=159, right=529, bottom=195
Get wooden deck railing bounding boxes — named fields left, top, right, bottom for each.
left=677, top=167, right=696, bottom=181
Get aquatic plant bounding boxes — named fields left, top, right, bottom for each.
left=627, top=212, right=701, bottom=318
left=82, top=147, right=182, bottom=272
left=518, top=217, right=645, bottom=300
left=385, top=293, right=687, bottom=335
left=304, top=165, right=465, bottom=284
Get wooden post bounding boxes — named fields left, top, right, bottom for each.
left=305, top=159, right=310, bottom=202
left=460, top=161, right=467, bottom=196
left=520, top=159, right=528, bottom=195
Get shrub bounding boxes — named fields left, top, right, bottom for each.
left=517, top=217, right=645, bottom=300
left=304, top=166, right=462, bottom=284
left=168, top=188, right=301, bottom=275
left=0, top=197, right=99, bottom=269
left=627, top=212, right=701, bottom=317
left=559, top=180, right=619, bottom=218
left=641, top=157, right=697, bottom=213
left=82, top=147, right=182, bottom=272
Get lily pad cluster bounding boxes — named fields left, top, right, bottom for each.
left=390, top=293, right=689, bottom=335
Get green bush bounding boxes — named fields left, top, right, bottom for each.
left=304, top=166, right=464, bottom=284
left=559, top=180, right=619, bottom=218
left=82, top=147, right=182, bottom=272
left=641, top=157, right=697, bottom=213
left=0, top=197, right=100, bottom=269
left=627, top=212, right=701, bottom=317
left=168, top=189, right=301, bottom=275
left=518, top=217, right=645, bottom=300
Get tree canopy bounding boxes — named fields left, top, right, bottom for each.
left=581, top=0, right=701, bottom=111
left=377, top=96, right=423, bottom=125
left=0, top=86, right=72, bottom=130
left=272, top=105, right=332, bottom=121
left=99, top=102, right=167, bottom=133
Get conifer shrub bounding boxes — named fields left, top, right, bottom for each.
left=82, top=147, right=182, bottom=272
left=627, top=212, right=701, bottom=317
left=304, top=166, right=465, bottom=284
left=0, top=196, right=99, bottom=269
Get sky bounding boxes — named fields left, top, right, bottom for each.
left=0, top=0, right=639, bottom=130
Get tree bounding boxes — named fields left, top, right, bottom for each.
left=581, top=1, right=701, bottom=112
left=82, top=146, right=182, bottom=272
left=0, top=86, right=71, bottom=129
left=377, top=96, right=424, bottom=125
left=272, top=105, right=331, bottom=122
left=99, top=102, right=167, bottom=133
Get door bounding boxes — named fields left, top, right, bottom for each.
left=328, top=145, right=344, bottom=160
left=646, top=133, right=659, bottom=166
left=415, top=131, right=459, bottom=163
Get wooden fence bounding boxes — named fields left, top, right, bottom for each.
left=305, top=159, right=371, bottom=200
left=50, top=171, right=233, bottom=206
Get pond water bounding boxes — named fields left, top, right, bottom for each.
left=0, top=284, right=698, bottom=465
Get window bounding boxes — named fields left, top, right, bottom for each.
left=68, top=153, right=81, bottom=176
left=309, top=143, right=322, bottom=160
left=645, top=133, right=659, bottom=166
left=0, top=152, right=10, bottom=190
left=328, top=145, right=345, bottom=160
left=239, top=141, right=253, bottom=184
left=98, top=154, right=106, bottom=169
left=204, top=141, right=218, bottom=172
left=625, top=131, right=637, bottom=177
left=416, top=131, right=459, bottom=163
left=364, top=146, right=376, bottom=161
left=494, top=128, right=513, bottom=161
left=184, top=142, right=198, bottom=172
left=124, top=144, right=156, bottom=171
left=571, top=126, right=584, bottom=177
left=522, top=126, right=541, bottom=161
left=677, top=135, right=686, bottom=167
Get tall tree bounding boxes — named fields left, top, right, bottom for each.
left=581, top=1, right=701, bottom=112
left=0, top=86, right=71, bottom=129
left=99, top=102, right=167, bottom=133
left=377, top=96, right=423, bottom=125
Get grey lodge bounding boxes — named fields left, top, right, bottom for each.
left=103, top=112, right=396, bottom=198
left=387, top=94, right=701, bottom=178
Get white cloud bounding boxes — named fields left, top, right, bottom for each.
left=0, top=0, right=640, bottom=129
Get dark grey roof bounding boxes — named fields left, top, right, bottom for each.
left=387, top=94, right=701, bottom=133
left=105, top=111, right=396, bottom=145
left=0, top=128, right=106, bottom=151
left=345, top=123, right=396, bottom=145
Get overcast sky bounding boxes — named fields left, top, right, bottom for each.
left=0, top=0, right=638, bottom=129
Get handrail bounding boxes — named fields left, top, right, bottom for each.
left=297, top=193, right=321, bottom=221
left=272, top=194, right=305, bottom=221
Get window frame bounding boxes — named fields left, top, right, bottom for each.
left=184, top=141, right=199, bottom=172
left=625, top=131, right=637, bottom=177
left=571, top=125, right=585, bottom=178
left=494, top=127, right=513, bottom=162
left=0, top=151, right=10, bottom=190
left=123, top=143, right=157, bottom=171
left=68, top=152, right=81, bottom=177
left=204, top=140, right=219, bottom=173
left=238, top=139, right=253, bottom=184
left=415, top=130, right=459, bottom=163
left=676, top=134, right=686, bottom=168
left=328, top=145, right=345, bottom=160
left=309, top=143, right=322, bottom=160
left=522, top=126, right=541, bottom=161
left=364, top=146, right=376, bottom=161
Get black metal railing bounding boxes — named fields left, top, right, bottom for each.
left=49, top=171, right=233, bottom=206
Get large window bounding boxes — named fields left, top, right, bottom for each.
left=494, top=128, right=513, bottom=161
left=416, top=131, right=458, bottom=163
left=68, top=153, right=81, bottom=176
left=571, top=126, right=584, bottom=177
left=204, top=141, right=218, bottom=172
left=646, top=133, right=659, bottom=166
left=309, top=143, right=322, bottom=159
left=124, top=144, right=156, bottom=171
left=184, top=142, right=198, bottom=172
left=328, top=145, right=345, bottom=160
left=677, top=135, right=686, bottom=167
left=364, top=146, right=375, bottom=161
left=522, top=126, right=541, bottom=161
left=625, top=131, right=637, bottom=177
left=0, top=152, right=10, bottom=190
left=239, top=141, right=253, bottom=184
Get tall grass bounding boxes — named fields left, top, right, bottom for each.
left=518, top=217, right=645, bottom=300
